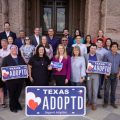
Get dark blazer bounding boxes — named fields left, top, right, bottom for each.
left=14, top=38, right=24, bottom=49
left=0, top=31, right=17, bottom=48
left=67, top=35, right=73, bottom=47
left=30, top=35, right=41, bottom=47
left=0, top=31, right=17, bottom=41
left=2, top=54, right=25, bottom=67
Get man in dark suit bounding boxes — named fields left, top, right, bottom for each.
left=0, top=22, right=17, bottom=48
left=47, top=28, right=60, bottom=55
left=63, top=28, right=73, bottom=48
left=30, top=27, right=41, bottom=47
left=14, top=30, right=25, bottom=49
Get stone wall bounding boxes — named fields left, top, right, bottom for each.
left=105, top=0, right=120, bottom=42
left=0, top=0, right=3, bottom=32
left=85, top=0, right=120, bottom=43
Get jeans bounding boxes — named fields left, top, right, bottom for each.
left=87, top=74, right=99, bottom=105
left=104, top=74, right=118, bottom=104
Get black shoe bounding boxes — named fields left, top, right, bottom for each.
left=1, top=104, right=7, bottom=108
left=103, top=103, right=108, bottom=108
left=98, top=94, right=102, bottom=99
left=10, top=109, right=18, bottom=113
left=17, top=103, right=22, bottom=111
left=17, top=106, right=22, bottom=111
left=111, top=104, right=118, bottom=109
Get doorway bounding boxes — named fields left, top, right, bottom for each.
left=40, top=0, right=69, bottom=35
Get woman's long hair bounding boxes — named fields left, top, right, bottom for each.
left=84, top=35, right=92, bottom=44
left=40, top=35, right=50, bottom=49
left=55, top=44, right=67, bottom=59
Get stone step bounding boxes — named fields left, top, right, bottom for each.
left=6, top=80, right=120, bottom=105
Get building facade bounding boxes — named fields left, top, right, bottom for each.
left=0, top=0, right=120, bottom=42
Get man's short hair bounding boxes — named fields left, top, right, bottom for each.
left=90, top=43, right=97, bottom=48
left=110, top=42, right=119, bottom=48
left=1, top=39, right=8, bottom=43
left=4, top=22, right=10, bottom=26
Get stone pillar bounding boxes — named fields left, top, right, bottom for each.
left=69, top=0, right=74, bottom=35
left=101, top=0, right=120, bottom=42
left=19, top=0, right=25, bottom=30
left=84, top=0, right=101, bottom=38
left=1, top=0, right=8, bottom=23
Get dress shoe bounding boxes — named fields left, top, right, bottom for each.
left=103, top=103, right=108, bottom=108
left=10, top=109, right=18, bottom=113
left=86, top=102, right=92, bottom=107
left=111, top=104, right=118, bottom=109
left=91, top=105, right=97, bottom=110
left=1, top=104, right=7, bottom=108
left=17, top=106, right=22, bottom=111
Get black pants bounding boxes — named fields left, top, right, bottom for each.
left=25, top=78, right=32, bottom=86
left=6, top=79, right=24, bottom=111
left=54, top=75, right=66, bottom=86
left=104, top=74, right=118, bottom=104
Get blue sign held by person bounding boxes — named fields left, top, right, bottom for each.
left=50, top=61, right=63, bottom=69
left=87, top=60, right=112, bottom=74
left=25, top=86, right=86, bottom=116
left=1, top=65, right=28, bottom=81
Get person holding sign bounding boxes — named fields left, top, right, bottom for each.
left=1, top=45, right=25, bottom=113
left=52, top=44, right=71, bottom=86
left=28, top=45, right=51, bottom=86
left=71, top=46, right=86, bottom=86
left=85, top=44, right=102, bottom=110
left=103, top=42, right=120, bottom=109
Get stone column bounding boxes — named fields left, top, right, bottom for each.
left=19, top=0, right=25, bottom=30
left=84, top=0, right=101, bottom=38
left=1, top=0, right=8, bottom=23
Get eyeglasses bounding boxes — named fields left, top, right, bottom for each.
left=62, top=39, right=67, bottom=41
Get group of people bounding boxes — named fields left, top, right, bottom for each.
left=0, top=22, right=120, bottom=113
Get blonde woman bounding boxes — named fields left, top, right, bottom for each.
left=52, top=44, right=71, bottom=86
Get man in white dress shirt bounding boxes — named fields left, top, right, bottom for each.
left=72, top=35, right=87, bottom=56
left=30, top=27, right=41, bottom=47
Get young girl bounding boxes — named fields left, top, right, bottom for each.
left=7, top=36, right=14, bottom=49
left=84, top=35, right=92, bottom=53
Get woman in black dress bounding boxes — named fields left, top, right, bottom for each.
left=2, top=45, right=25, bottom=112
left=28, top=45, right=51, bottom=86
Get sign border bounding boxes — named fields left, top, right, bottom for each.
left=1, top=65, right=28, bottom=81
left=25, top=86, right=86, bottom=117
left=87, top=60, right=112, bottom=74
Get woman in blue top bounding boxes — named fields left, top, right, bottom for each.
left=71, top=46, right=86, bottom=86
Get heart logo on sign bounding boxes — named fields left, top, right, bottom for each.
left=26, top=92, right=41, bottom=110
left=88, top=63, right=94, bottom=70
left=28, top=99, right=38, bottom=110
left=2, top=70, right=9, bottom=78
